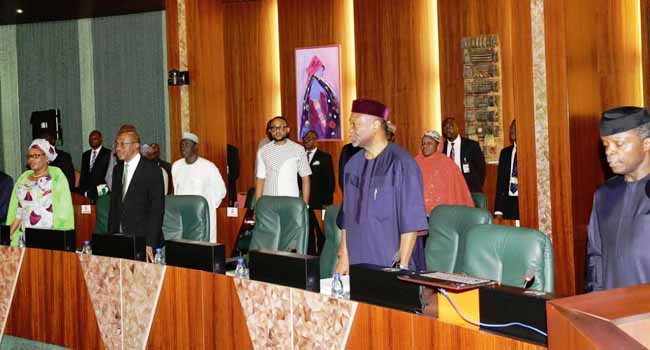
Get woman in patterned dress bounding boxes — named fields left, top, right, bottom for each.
left=5, top=139, right=74, bottom=246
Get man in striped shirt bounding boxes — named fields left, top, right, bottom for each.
left=255, top=116, right=312, bottom=204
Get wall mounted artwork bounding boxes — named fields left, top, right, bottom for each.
left=461, top=34, right=503, bottom=163
left=296, top=45, right=342, bottom=141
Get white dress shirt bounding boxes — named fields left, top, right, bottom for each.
left=122, top=153, right=141, bottom=197
left=446, top=135, right=462, bottom=170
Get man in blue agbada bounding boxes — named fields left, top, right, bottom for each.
left=587, top=106, right=650, bottom=292
left=336, top=99, right=428, bottom=273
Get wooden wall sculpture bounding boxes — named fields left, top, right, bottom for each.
left=461, top=35, right=504, bottom=163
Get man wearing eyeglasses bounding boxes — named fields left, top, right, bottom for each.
left=255, top=116, right=312, bottom=204
left=108, top=128, right=165, bottom=262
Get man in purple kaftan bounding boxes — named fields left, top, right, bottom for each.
left=336, top=99, right=428, bottom=273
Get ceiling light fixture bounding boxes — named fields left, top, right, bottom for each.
left=16, top=9, right=24, bottom=14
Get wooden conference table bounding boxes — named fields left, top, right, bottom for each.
left=0, top=246, right=543, bottom=350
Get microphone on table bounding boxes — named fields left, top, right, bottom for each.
left=523, top=267, right=535, bottom=289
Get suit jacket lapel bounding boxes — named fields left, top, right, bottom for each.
left=310, top=150, right=319, bottom=166
left=124, top=160, right=144, bottom=200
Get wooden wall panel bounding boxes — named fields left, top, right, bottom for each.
left=147, top=267, right=253, bottom=350
left=544, top=0, right=576, bottom=297
left=346, top=303, right=541, bottom=350
left=545, top=0, right=644, bottom=296
left=277, top=0, right=353, bottom=204
left=165, top=0, right=182, bottom=162
left=643, top=0, right=650, bottom=108
left=224, top=0, right=281, bottom=195
left=353, top=0, right=437, bottom=156
left=5, top=249, right=104, bottom=349
left=186, top=0, right=228, bottom=173
left=148, top=268, right=205, bottom=349
left=437, top=0, right=536, bottom=224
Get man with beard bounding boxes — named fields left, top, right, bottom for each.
left=586, top=106, right=650, bottom=292
left=336, top=99, right=428, bottom=273
left=171, top=132, right=226, bottom=243
left=255, top=116, right=312, bottom=204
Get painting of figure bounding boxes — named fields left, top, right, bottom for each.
left=296, top=45, right=341, bottom=141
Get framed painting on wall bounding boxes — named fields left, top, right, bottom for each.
left=295, top=45, right=342, bottom=141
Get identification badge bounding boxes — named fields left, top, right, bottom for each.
left=227, top=207, right=238, bottom=217
left=463, top=164, right=470, bottom=173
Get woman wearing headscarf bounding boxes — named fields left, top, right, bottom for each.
left=415, top=130, right=474, bottom=216
left=5, top=139, right=74, bottom=246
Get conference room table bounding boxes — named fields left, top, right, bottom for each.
left=0, top=246, right=545, bottom=349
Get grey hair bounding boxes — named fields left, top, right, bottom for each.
left=637, top=122, right=650, bottom=139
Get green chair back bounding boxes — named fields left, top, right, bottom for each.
left=425, top=205, right=492, bottom=273
left=471, top=192, right=487, bottom=209
left=250, top=196, right=309, bottom=254
left=162, top=195, right=210, bottom=242
left=460, top=224, right=554, bottom=293
left=94, top=193, right=111, bottom=234
left=319, top=205, right=341, bottom=279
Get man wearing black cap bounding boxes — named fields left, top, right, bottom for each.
left=336, top=99, right=428, bottom=273
left=586, top=106, right=650, bottom=292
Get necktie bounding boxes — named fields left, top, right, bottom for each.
left=90, top=150, right=97, bottom=171
left=122, top=162, right=129, bottom=200
left=307, top=151, right=313, bottom=163
left=450, top=142, right=455, bottom=160
left=509, top=151, right=518, bottom=195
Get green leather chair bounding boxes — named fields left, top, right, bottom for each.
left=471, top=192, right=487, bottom=210
left=249, top=196, right=309, bottom=254
left=162, top=195, right=210, bottom=242
left=424, top=205, right=492, bottom=273
left=319, top=205, right=341, bottom=279
left=94, top=193, right=111, bottom=234
left=460, top=224, right=554, bottom=293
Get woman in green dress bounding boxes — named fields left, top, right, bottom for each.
left=5, top=139, right=74, bottom=246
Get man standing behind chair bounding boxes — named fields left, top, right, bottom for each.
left=337, top=99, right=428, bottom=272
left=587, top=106, right=650, bottom=292
left=108, top=128, right=164, bottom=262
left=172, top=132, right=226, bottom=243
left=143, top=143, right=174, bottom=195
left=79, top=130, right=111, bottom=200
left=442, top=117, right=486, bottom=193
left=494, top=120, right=519, bottom=220
left=255, top=116, right=312, bottom=204
left=302, top=130, right=334, bottom=209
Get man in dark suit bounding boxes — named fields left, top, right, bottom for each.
left=108, top=129, right=164, bottom=262
left=299, top=131, right=335, bottom=255
left=37, top=130, right=75, bottom=191
left=495, top=120, right=519, bottom=220
left=302, top=131, right=335, bottom=209
left=442, top=117, right=486, bottom=193
left=227, top=144, right=240, bottom=206
left=79, top=130, right=112, bottom=200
